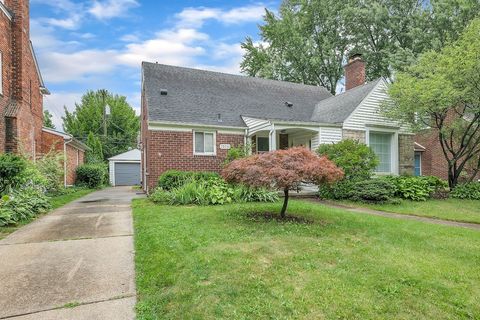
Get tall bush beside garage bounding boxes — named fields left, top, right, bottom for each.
left=76, top=164, right=108, bottom=188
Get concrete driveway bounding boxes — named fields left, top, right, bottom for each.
left=0, top=187, right=142, bottom=319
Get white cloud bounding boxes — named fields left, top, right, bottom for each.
left=41, top=50, right=119, bottom=82
left=44, top=92, right=83, bottom=129
left=118, top=28, right=208, bottom=67
left=176, top=4, right=266, bottom=27
left=89, top=0, right=139, bottom=20
left=43, top=14, right=82, bottom=30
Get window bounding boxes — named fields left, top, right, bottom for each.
left=414, top=152, right=422, bottom=176
left=369, top=132, right=392, bottom=173
left=257, top=137, right=269, bottom=152
left=194, top=131, right=215, bottom=155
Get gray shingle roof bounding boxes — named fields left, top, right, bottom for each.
left=310, top=79, right=382, bottom=124
left=143, top=62, right=333, bottom=127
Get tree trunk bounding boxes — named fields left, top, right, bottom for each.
left=280, top=188, right=289, bottom=219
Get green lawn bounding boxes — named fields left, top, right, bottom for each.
left=0, top=188, right=95, bottom=240
left=337, top=198, right=480, bottom=224
left=133, top=199, right=480, bottom=319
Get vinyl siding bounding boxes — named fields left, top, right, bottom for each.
left=343, top=80, right=410, bottom=133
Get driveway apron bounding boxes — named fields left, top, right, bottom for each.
left=0, top=187, right=142, bottom=319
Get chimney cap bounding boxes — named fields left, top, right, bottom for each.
left=348, top=53, right=364, bottom=63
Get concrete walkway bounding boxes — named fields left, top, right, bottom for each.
left=0, top=187, right=143, bottom=319
left=314, top=200, right=480, bottom=231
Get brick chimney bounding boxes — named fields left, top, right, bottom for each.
left=344, top=53, right=366, bottom=91
left=10, top=0, right=30, bottom=101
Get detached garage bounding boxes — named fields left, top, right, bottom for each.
left=109, top=149, right=141, bottom=186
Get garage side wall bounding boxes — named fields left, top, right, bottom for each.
left=146, top=130, right=244, bottom=191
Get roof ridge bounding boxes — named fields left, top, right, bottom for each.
left=142, top=61, right=332, bottom=93
left=316, top=78, right=382, bottom=104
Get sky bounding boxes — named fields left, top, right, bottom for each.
left=30, top=0, right=279, bottom=129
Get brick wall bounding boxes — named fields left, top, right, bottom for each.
left=415, top=130, right=447, bottom=179
left=399, top=134, right=414, bottom=175
left=342, top=129, right=365, bottom=143
left=1, top=0, right=44, bottom=157
left=41, top=130, right=86, bottom=186
left=0, top=6, right=12, bottom=153
left=145, top=130, right=244, bottom=191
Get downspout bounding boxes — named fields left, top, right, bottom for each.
left=64, top=137, right=72, bottom=187
left=269, top=122, right=275, bottom=151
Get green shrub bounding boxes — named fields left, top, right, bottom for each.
left=451, top=182, right=480, bottom=200
left=151, top=177, right=278, bottom=206
left=75, top=164, right=107, bottom=188
left=224, top=143, right=251, bottom=164
left=149, top=188, right=172, bottom=204
left=0, top=153, right=27, bottom=195
left=380, top=175, right=448, bottom=201
left=36, top=150, right=64, bottom=194
left=317, top=139, right=378, bottom=180
left=157, top=170, right=220, bottom=191
left=350, top=179, right=396, bottom=203
left=318, top=180, right=355, bottom=200
left=0, top=185, right=51, bottom=226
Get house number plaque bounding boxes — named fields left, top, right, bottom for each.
left=220, top=144, right=231, bottom=150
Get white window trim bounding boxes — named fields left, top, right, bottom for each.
left=366, top=127, right=399, bottom=175
left=193, top=130, right=216, bottom=156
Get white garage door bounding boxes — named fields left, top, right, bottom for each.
left=114, top=162, right=141, bottom=186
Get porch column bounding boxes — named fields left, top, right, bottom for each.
left=269, top=124, right=276, bottom=151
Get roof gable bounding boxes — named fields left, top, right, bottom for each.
left=310, top=79, right=382, bottom=124
left=142, top=62, right=332, bottom=127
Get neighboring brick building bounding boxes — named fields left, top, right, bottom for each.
left=0, top=0, right=49, bottom=157
left=41, top=128, right=89, bottom=186
left=141, top=55, right=415, bottom=192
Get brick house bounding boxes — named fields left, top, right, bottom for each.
left=140, top=54, right=415, bottom=192
left=0, top=0, right=49, bottom=157
left=1, top=0, right=87, bottom=185
left=41, top=128, right=89, bottom=186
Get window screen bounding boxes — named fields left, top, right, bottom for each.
left=257, top=137, right=269, bottom=152
left=369, top=132, right=392, bottom=173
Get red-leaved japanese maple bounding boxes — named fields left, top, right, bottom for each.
left=222, top=147, right=344, bottom=218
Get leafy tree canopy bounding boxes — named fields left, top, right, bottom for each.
left=43, top=110, right=55, bottom=129
left=241, top=0, right=480, bottom=93
left=385, top=19, right=480, bottom=188
left=63, top=90, right=140, bottom=160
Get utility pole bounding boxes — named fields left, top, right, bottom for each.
left=102, top=89, right=107, bottom=137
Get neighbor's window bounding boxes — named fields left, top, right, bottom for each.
left=369, top=132, right=392, bottom=173
left=257, top=137, right=269, bottom=152
left=194, top=131, right=215, bottom=154
left=414, top=152, right=422, bottom=176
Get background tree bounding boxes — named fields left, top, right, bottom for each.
left=85, top=132, right=104, bottom=163
left=241, top=0, right=350, bottom=94
left=63, top=90, right=140, bottom=160
left=384, top=19, right=480, bottom=188
left=242, top=0, right=480, bottom=89
left=222, top=147, right=343, bottom=218
left=43, top=110, right=55, bottom=129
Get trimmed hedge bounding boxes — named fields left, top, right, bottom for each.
left=350, top=179, right=396, bottom=203
left=75, top=164, right=108, bottom=188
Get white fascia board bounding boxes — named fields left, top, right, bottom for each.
left=148, top=121, right=247, bottom=134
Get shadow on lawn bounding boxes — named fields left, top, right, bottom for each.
left=245, top=211, right=315, bottom=224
